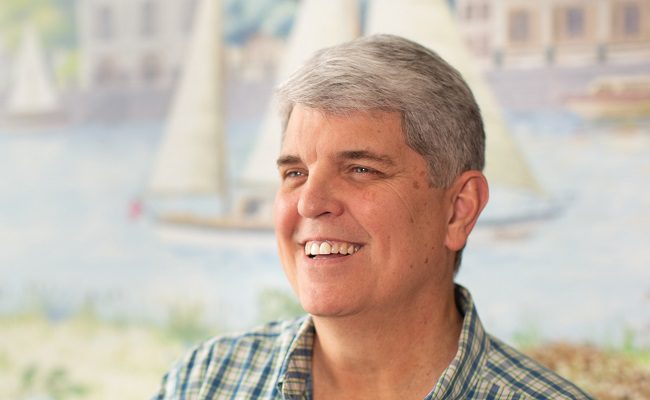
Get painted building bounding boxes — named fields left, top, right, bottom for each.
left=456, top=0, right=650, bottom=69
left=77, top=0, right=198, bottom=90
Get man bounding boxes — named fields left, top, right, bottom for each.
left=155, top=35, right=592, bottom=399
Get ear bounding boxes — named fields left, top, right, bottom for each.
left=444, top=171, right=489, bottom=251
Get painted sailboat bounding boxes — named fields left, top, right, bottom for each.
left=238, top=0, right=361, bottom=216
left=147, top=0, right=267, bottom=231
left=565, top=75, right=650, bottom=120
left=4, top=25, right=64, bottom=122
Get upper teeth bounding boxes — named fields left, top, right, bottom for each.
left=304, top=241, right=359, bottom=256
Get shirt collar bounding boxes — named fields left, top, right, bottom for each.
left=428, top=284, right=489, bottom=399
left=276, top=284, right=488, bottom=400
left=276, top=316, right=315, bottom=399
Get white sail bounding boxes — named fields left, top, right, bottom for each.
left=366, top=0, right=541, bottom=192
left=148, top=0, right=226, bottom=196
left=6, top=25, right=60, bottom=116
left=240, top=0, right=361, bottom=189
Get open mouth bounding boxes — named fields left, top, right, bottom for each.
left=304, top=240, right=361, bottom=259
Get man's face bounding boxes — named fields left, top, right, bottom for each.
left=274, top=105, right=457, bottom=318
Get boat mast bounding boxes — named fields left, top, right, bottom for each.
left=148, top=0, right=228, bottom=208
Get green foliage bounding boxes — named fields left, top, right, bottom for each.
left=257, top=288, right=304, bottom=323
left=164, top=303, right=216, bottom=344
left=19, top=364, right=89, bottom=399
left=615, top=326, right=650, bottom=366
left=0, top=0, right=75, bottom=50
left=20, top=364, right=37, bottom=392
left=0, top=350, right=11, bottom=371
left=621, top=326, right=635, bottom=354
left=511, top=321, right=543, bottom=350
left=55, top=48, right=79, bottom=86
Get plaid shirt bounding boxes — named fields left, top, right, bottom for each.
left=154, top=285, right=593, bottom=399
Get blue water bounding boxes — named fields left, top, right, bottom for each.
left=1, top=114, right=648, bottom=347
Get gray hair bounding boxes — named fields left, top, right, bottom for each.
left=276, top=34, right=485, bottom=188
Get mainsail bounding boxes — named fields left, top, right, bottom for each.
left=148, top=0, right=226, bottom=197
left=6, top=25, right=61, bottom=117
left=240, top=0, right=361, bottom=191
left=366, top=0, right=541, bottom=193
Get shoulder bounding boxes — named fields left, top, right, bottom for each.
left=476, top=335, right=594, bottom=400
left=153, top=317, right=308, bottom=399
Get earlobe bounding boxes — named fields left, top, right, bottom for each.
left=444, top=171, right=489, bottom=251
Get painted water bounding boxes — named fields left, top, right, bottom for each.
left=0, top=112, right=648, bottom=347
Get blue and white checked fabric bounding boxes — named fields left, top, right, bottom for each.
left=154, top=285, right=593, bottom=399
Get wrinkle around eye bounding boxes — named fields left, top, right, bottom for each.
left=379, top=179, right=420, bottom=222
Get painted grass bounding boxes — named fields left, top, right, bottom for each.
left=0, top=313, right=185, bottom=400
left=526, top=343, right=650, bottom=400
left=1, top=312, right=648, bottom=399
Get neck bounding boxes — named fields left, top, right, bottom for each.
left=311, top=281, right=462, bottom=400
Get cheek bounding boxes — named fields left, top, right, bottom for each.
left=274, top=192, right=299, bottom=283
left=357, top=193, right=412, bottom=243
left=273, top=190, right=297, bottom=233
left=361, top=189, right=376, bottom=203
left=273, top=191, right=299, bottom=263
left=362, top=188, right=444, bottom=251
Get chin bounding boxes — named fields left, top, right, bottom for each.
left=299, top=297, right=358, bottom=319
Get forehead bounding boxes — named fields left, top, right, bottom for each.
left=281, top=105, right=407, bottom=153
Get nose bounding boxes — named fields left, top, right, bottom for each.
left=297, top=169, right=344, bottom=219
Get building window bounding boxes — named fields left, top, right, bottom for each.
left=465, top=4, right=473, bottom=20
left=140, top=1, right=159, bottom=37
left=566, top=7, right=585, bottom=38
left=95, top=57, right=118, bottom=86
left=479, top=36, right=490, bottom=55
left=466, top=2, right=490, bottom=20
left=480, top=2, right=490, bottom=19
left=141, top=54, right=161, bottom=84
left=96, top=5, right=113, bottom=39
left=182, top=0, right=198, bottom=33
left=623, top=3, right=640, bottom=36
left=613, top=1, right=642, bottom=40
left=510, top=10, right=530, bottom=43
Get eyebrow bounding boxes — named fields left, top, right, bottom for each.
left=337, top=150, right=396, bottom=166
left=276, top=150, right=396, bottom=168
left=276, top=155, right=301, bottom=168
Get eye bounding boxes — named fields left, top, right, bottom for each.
left=350, top=165, right=382, bottom=175
left=282, top=169, right=306, bottom=179
left=352, top=166, right=372, bottom=174
left=346, top=165, right=386, bottom=180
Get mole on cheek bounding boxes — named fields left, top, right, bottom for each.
left=424, top=257, right=429, bottom=264
left=412, top=180, right=420, bottom=189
